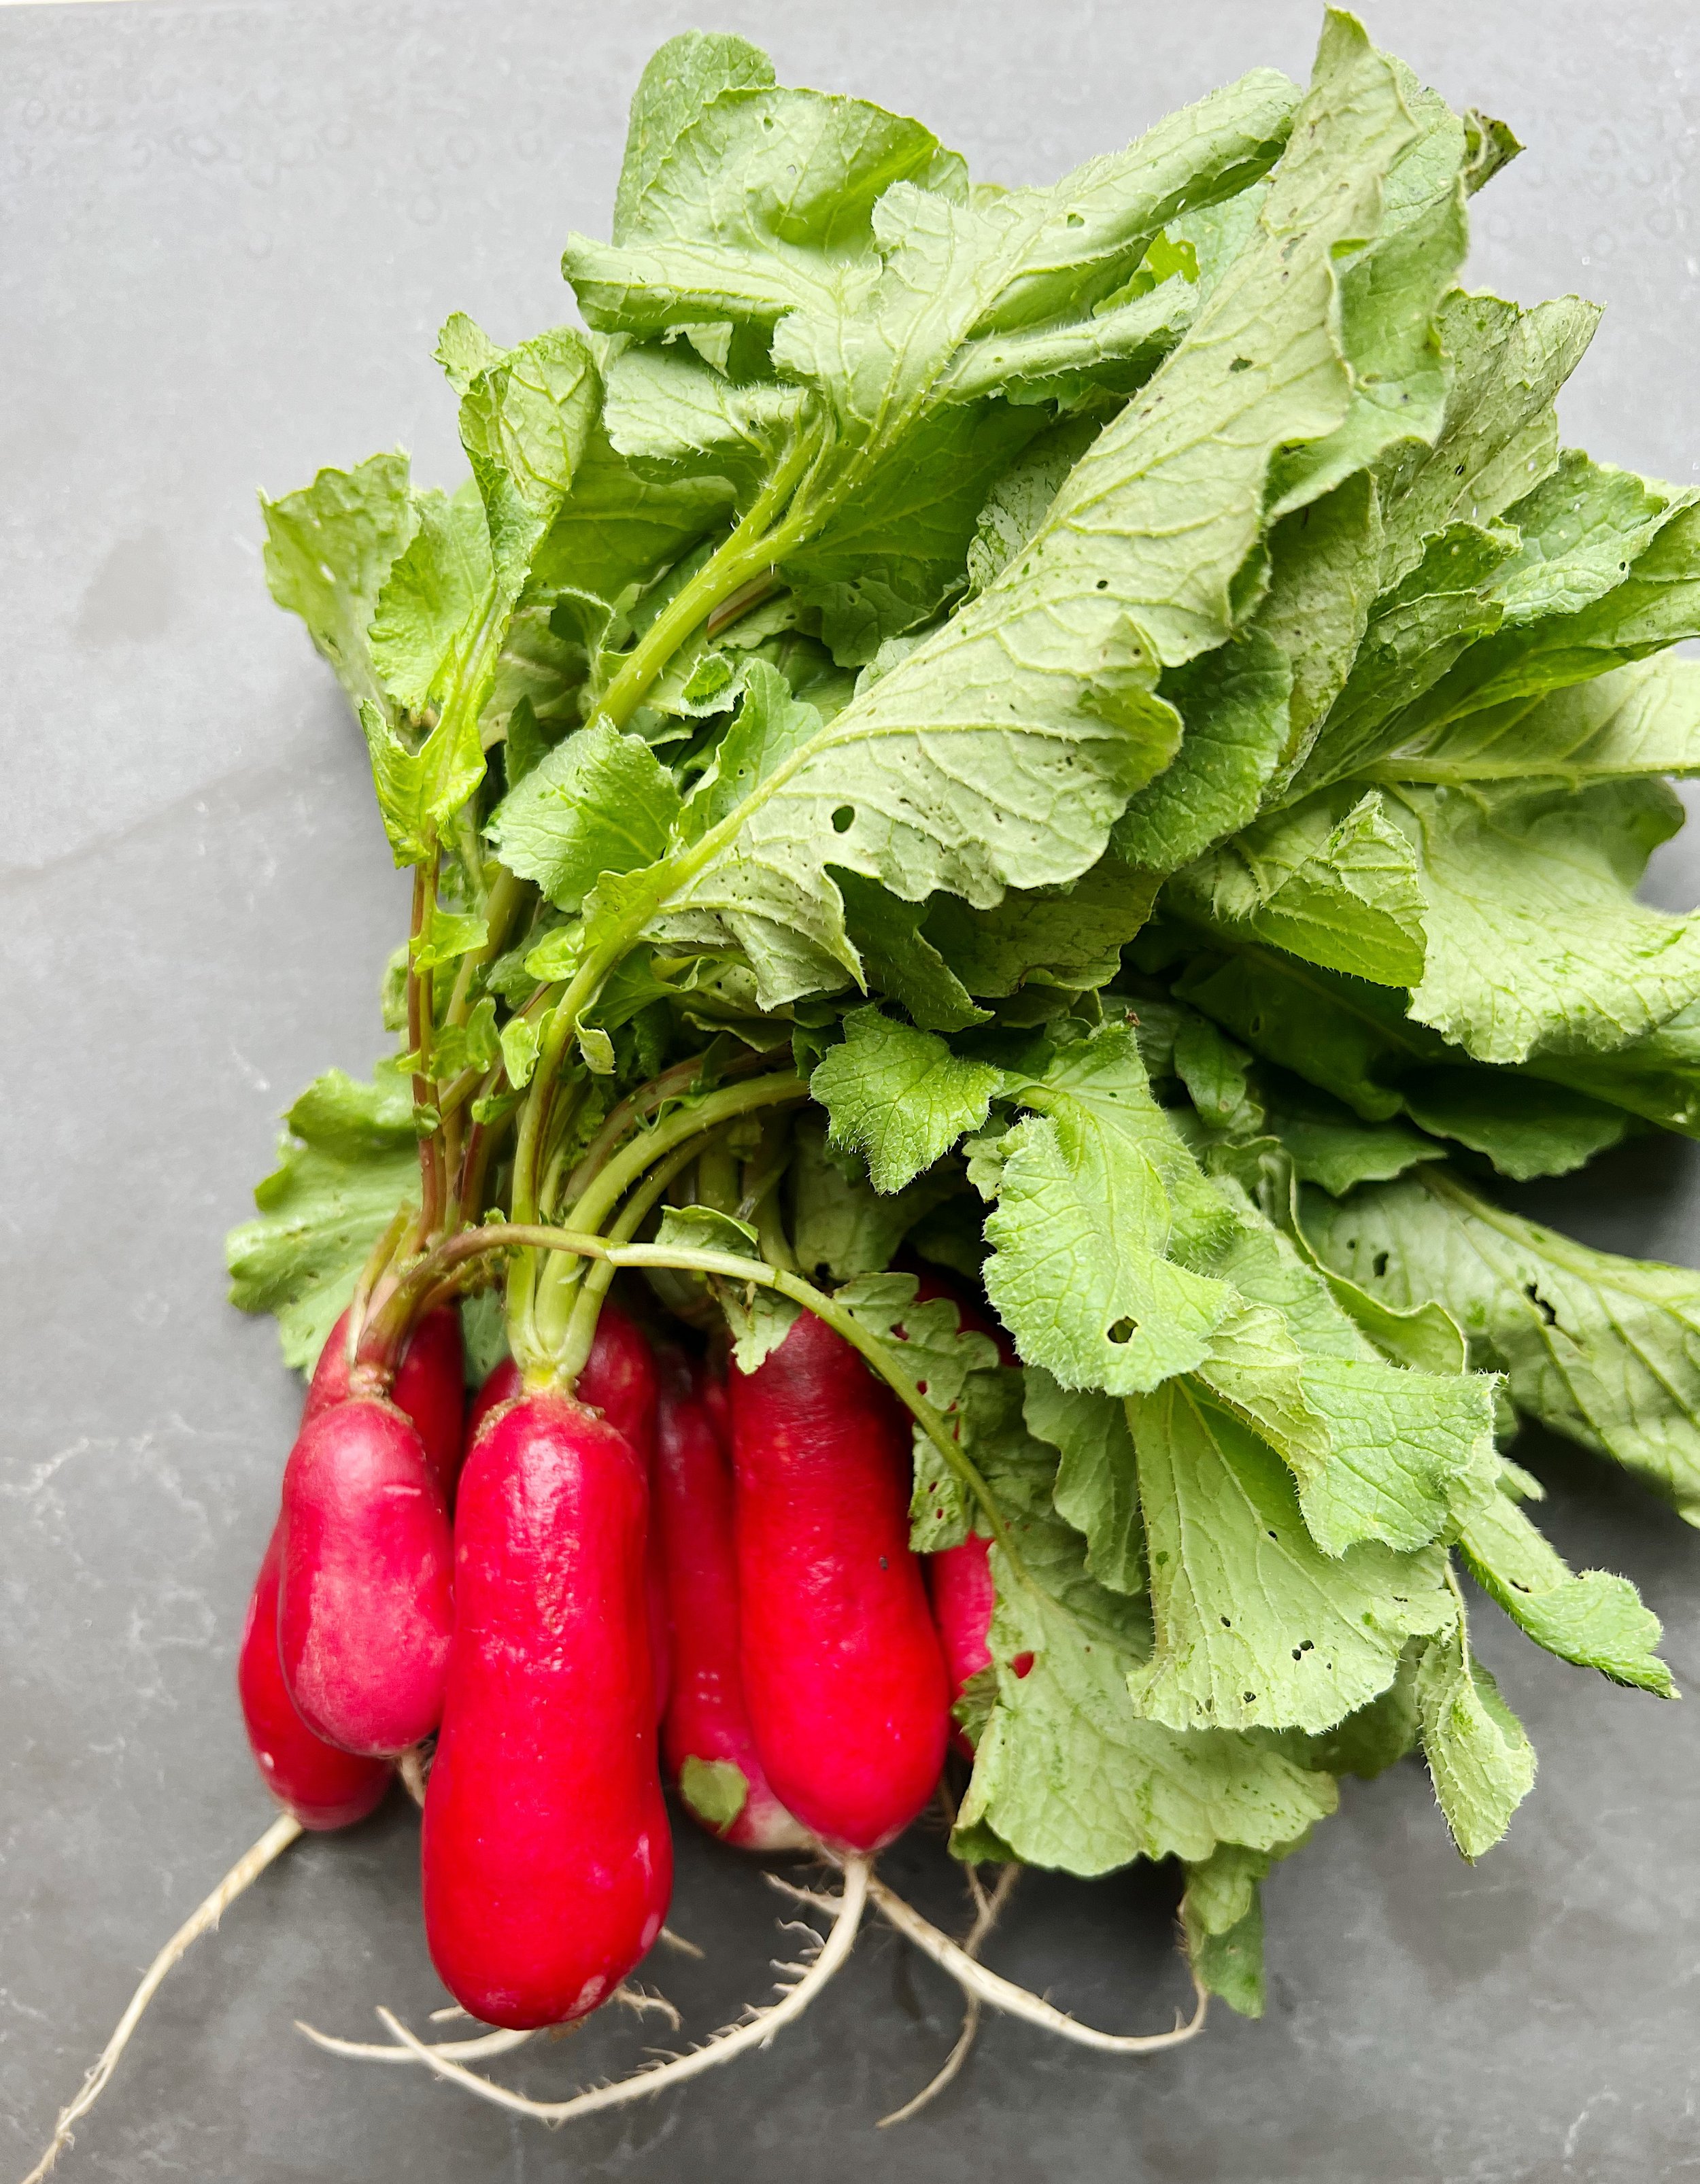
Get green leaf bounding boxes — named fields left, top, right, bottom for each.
left=1264, top=156, right=1465, bottom=521
left=653, top=1203, right=798, bottom=1369
left=1388, top=777, right=1700, bottom=1063
left=1285, top=521, right=1515, bottom=797
left=811, top=1009, right=1002, bottom=1193
left=1127, top=1383, right=1452, bottom=1732
left=1181, top=1839, right=1304, bottom=2017
left=1172, top=1014, right=1263, bottom=1138
left=1397, top=1068, right=1631, bottom=1179
left=458, top=326, right=600, bottom=600
left=529, top=419, right=734, bottom=608
left=433, top=310, right=503, bottom=396
left=611, top=31, right=777, bottom=246
left=1254, top=471, right=1384, bottom=791
left=957, top=1520, right=1338, bottom=1875
left=225, top=1064, right=419, bottom=1370
left=368, top=483, right=495, bottom=713
left=1376, top=654, right=1700, bottom=787
left=1520, top=997, right=1700, bottom=1140
left=1490, top=450, right=1683, bottom=627
left=1376, top=289, right=1599, bottom=590
left=1023, top=1371, right=1145, bottom=1593
left=834, top=872, right=989, bottom=1034
left=923, top=857, right=1161, bottom=1000
left=834, top=1272, right=1004, bottom=1552
left=1265, top=1078, right=1445, bottom=1195
left=1295, top=1642, right=1422, bottom=1777
left=1461, top=108, right=1522, bottom=194
left=677, top=1754, right=750, bottom=1835
left=1302, top=1167, right=1700, bottom=1525
left=964, top=415, right=1105, bottom=600
left=260, top=452, right=416, bottom=720
left=489, top=720, right=683, bottom=913
left=1172, top=787, right=1427, bottom=987
left=787, top=1119, right=957, bottom=1284
left=602, top=341, right=807, bottom=503
left=357, top=698, right=487, bottom=868
left=1111, top=629, right=1293, bottom=874
left=983, top=1025, right=1238, bottom=1394
left=1384, top=498, right=1700, bottom=745
left=409, top=904, right=488, bottom=974
left=1458, top=1486, right=1675, bottom=1694
left=1193, top=1193, right=1500, bottom=1555
left=1415, top=1619, right=1536, bottom=1860
left=596, top=22, right=1410, bottom=1011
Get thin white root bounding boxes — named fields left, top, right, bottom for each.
left=351, top=1856, right=870, bottom=2123
left=296, top=2020, right=539, bottom=2065
left=862, top=1874, right=1208, bottom=2055
left=611, top=1983, right=681, bottom=2032
left=294, top=1971, right=677, bottom=2072
left=658, top=1925, right=704, bottom=1960
left=877, top=1864, right=1021, bottom=2128
left=20, top=1813, right=303, bottom=2184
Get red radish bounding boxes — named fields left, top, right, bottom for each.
left=466, top=1352, right=520, bottom=1445
left=730, top=1310, right=949, bottom=1852
left=653, top=1350, right=810, bottom=1852
left=237, top=1528, right=392, bottom=1828
left=423, top=1391, right=671, bottom=2029
left=469, top=1299, right=671, bottom=1718
left=277, top=1398, right=454, bottom=1756
left=305, top=1304, right=465, bottom=1503
left=906, top=1268, right=1012, bottom=1758
left=928, top=1530, right=995, bottom=1760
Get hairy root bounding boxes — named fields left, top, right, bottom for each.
left=305, top=1856, right=870, bottom=2123
left=783, top=1871, right=1208, bottom=2056
left=296, top=1976, right=681, bottom=2069
left=877, top=1864, right=1021, bottom=2126
left=20, top=1813, right=303, bottom=2184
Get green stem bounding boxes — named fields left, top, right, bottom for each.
left=544, top=1134, right=709, bottom=1390
left=444, top=867, right=528, bottom=1033
left=742, top=1111, right=799, bottom=1273
left=407, top=858, right=445, bottom=1238
left=595, top=432, right=819, bottom=733
left=566, top=1074, right=806, bottom=1242
left=377, top=1222, right=1008, bottom=1546
left=527, top=1073, right=806, bottom=1360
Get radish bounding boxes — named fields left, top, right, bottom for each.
left=730, top=1310, right=949, bottom=1852
left=277, top=1398, right=454, bottom=1756
left=422, top=1390, right=672, bottom=2029
left=305, top=1304, right=465, bottom=1502
left=928, top=1530, right=994, bottom=1761
left=653, top=1348, right=810, bottom=1851
left=237, top=1528, right=392, bottom=1828
left=469, top=1297, right=671, bottom=1716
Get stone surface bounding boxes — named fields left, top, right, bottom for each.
left=3, top=4, right=1699, bottom=2180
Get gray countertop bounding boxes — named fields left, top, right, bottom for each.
left=4, top=4, right=1700, bottom=2179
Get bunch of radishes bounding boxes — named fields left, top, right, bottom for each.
left=240, top=1278, right=996, bottom=2034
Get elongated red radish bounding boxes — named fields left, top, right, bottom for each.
left=238, top=1529, right=392, bottom=1827
left=305, top=1304, right=465, bottom=1502
left=423, top=1391, right=671, bottom=2029
left=468, top=1300, right=670, bottom=1717
left=928, top=1531, right=994, bottom=1760
left=277, top=1398, right=454, bottom=1756
left=904, top=1268, right=1012, bottom=1757
left=654, top=1349, right=810, bottom=1851
left=730, top=1311, right=949, bottom=1852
